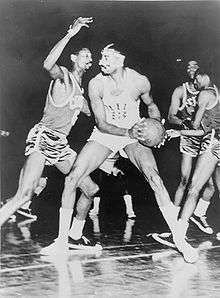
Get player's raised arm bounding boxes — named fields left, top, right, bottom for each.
left=43, top=17, right=93, bottom=80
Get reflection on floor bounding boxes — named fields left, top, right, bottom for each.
left=1, top=198, right=220, bottom=298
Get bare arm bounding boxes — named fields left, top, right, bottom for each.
left=168, top=86, right=184, bottom=125
left=192, top=90, right=212, bottom=129
left=43, top=17, right=93, bottom=80
left=139, top=76, right=161, bottom=121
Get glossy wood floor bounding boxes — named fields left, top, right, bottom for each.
left=1, top=196, right=220, bottom=298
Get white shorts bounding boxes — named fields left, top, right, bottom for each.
left=87, top=127, right=137, bottom=155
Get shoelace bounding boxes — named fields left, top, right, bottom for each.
left=200, top=216, right=209, bottom=227
left=82, top=236, right=90, bottom=244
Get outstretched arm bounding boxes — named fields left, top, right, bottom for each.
left=43, top=17, right=93, bottom=79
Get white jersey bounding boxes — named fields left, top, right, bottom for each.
left=96, top=67, right=142, bottom=129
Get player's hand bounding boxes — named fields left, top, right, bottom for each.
left=128, top=121, right=146, bottom=141
left=166, top=129, right=181, bottom=140
left=67, top=17, right=93, bottom=36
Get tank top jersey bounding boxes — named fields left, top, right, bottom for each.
left=201, top=85, right=220, bottom=134
left=177, top=82, right=199, bottom=121
left=40, top=66, right=84, bottom=136
left=95, top=68, right=142, bottom=129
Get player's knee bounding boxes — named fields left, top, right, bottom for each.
left=180, top=175, right=189, bottom=187
left=147, top=171, right=163, bottom=191
left=64, top=167, right=82, bottom=188
left=82, top=183, right=99, bottom=198
left=188, top=184, right=200, bottom=199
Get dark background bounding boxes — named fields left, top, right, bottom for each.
left=1, top=1, right=220, bottom=214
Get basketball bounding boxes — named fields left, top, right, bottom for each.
left=138, top=118, right=166, bottom=147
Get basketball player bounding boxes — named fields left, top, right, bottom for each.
left=0, top=17, right=98, bottom=228
left=89, top=152, right=136, bottom=219
left=41, top=44, right=186, bottom=258
left=167, top=72, right=220, bottom=261
left=168, top=60, right=215, bottom=234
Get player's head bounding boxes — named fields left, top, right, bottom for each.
left=194, top=72, right=211, bottom=90
left=70, top=48, right=92, bottom=71
left=187, top=60, right=200, bottom=80
left=99, top=44, right=125, bottom=74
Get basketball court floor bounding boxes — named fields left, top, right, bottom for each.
left=1, top=195, right=220, bottom=298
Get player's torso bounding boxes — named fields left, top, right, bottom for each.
left=98, top=68, right=141, bottom=128
left=40, top=67, right=84, bottom=135
left=178, top=82, right=199, bottom=121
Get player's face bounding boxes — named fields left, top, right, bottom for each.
left=76, top=50, right=92, bottom=70
left=99, top=52, right=120, bottom=74
left=187, top=61, right=199, bottom=80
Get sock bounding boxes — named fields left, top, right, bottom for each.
left=194, top=198, right=210, bottom=217
left=21, top=201, right=31, bottom=210
left=93, top=197, right=100, bottom=211
left=57, top=208, right=73, bottom=243
left=159, top=203, right=180, bottom=233
left=69, top=217, right=85, bottom=240
left=123, top=194, right=134, bottom=214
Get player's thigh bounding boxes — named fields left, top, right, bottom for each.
left=72, top=141, right=113, bottom=179
left=22, top=152, right=45, bottom=187
left=180, top=153, right=194, bottom=178
left=124, top=143, right=158, bottom=173
left=191, top=152, right=218, bottom=189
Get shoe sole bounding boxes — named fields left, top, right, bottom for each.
left=190, top=217, right=213, bottom=234
left=151, top=233, right=176, bottom=248
left=68, top=243, right=103, bottom=251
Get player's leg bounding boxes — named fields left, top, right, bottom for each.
left=174, top=153, right=193, bottom=207
left=0, top=152, right=45, bottom=226
left=174, top=151, right=218, bottom=262
left=191, top=177, right=215, bottom=234
left=40, top=141, right=112, bottom=254
left=124, top=143, right=179, bottom=233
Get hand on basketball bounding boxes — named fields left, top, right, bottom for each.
left=128, top=122, right=146, bottom=141
left=67, top=17, right=93, bottom=36
left=166, top=129, right=181, bottom=140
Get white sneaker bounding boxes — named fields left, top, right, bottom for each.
left=89, top=208, right=99, bottom=216
left=40, top=239, right=69, bottom=255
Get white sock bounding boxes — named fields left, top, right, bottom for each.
left=57, top=208, right=73, bottom=243
left=21, top=201, right=31, bottom=210
left=159, top=203, right=180, bottom=233
left=93, top=197, right=100, bottom=210
left=123, top=195, right=134, bottom=214
left=69, top=217, right=85, bottom=240
left=194, top=198, right=210, bottom=217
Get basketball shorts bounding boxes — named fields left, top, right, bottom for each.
left=200, top=130, right=220, bottom=165
left=25, top=123, right=77, bottom=166
left=180, top=135, right=202, bottom=157
left=87, top=127, right=137, bottom=155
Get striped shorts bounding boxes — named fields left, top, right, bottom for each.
left=25, top=124, right=76, bottom=166
left=180, top=135, right=202, bottom=157
left=200, top=130, right=220, bottom=165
